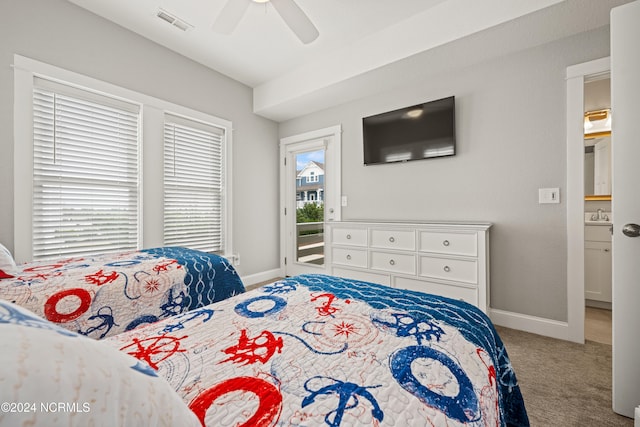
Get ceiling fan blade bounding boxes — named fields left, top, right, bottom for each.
left=270, top=0, right=319, bottom=44
left=212, top=0, right=252, bottom=34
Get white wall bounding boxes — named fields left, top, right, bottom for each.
left=279, top=26, right=612, bottom=322
left=0, top=0, right=280, bottom=278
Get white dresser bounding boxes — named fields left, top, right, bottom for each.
left=327, top=221, right=491, bottom=312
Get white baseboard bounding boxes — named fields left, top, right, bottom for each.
left=586, top=299, right=612, bottom=310
left=240, top=268, right=284, bottom=287
left=489, top=308, right=570, bottom=341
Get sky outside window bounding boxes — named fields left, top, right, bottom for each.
left=296, top=150, right=324, bottom=170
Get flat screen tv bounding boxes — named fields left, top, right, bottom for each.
left=362, top=96, right=456, bottom=165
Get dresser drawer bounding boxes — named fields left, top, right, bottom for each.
left=332, top=227, right=367, bottom=246
left=370, top=228, right=415, bottom=251
left=419, top=256, right=477, bottom=284
left=419, top=231, right=477, bottom=256
left=370, top=251, right=416, bottom=275
left=332, top=247, right=367, bottom=268
left=395, top=277, right=478, bottom=306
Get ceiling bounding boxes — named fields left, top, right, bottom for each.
left=66, top=0, right=624, bottom=121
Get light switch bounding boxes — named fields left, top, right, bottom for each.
left=539, top=188, right=560, bottom=204
left=341, top=196, right=348, bottom=207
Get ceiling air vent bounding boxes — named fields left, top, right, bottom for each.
left=157, top=8, right=193, bottom=32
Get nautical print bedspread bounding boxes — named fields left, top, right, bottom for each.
left=0, top=247, right=244, bottom=340
left=105, top=274, right=529, bottom=427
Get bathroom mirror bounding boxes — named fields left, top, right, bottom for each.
left=584, top=131, right=611, bottom=201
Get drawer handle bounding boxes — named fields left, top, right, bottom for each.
left=443, top=240, right=450, bottom=246
left=346, top=234, right=352, bottom=239
left=346, top=254, right=352, bottom=260
left=443, top=265, right=451, bottom=272
left=389, top=236, right=395, bottom=243
left=389, top=259, right=396, bottom=266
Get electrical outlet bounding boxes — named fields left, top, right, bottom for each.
left=539, top=188, right=560, bottom=204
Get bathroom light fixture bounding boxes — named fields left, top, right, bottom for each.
left=404, top=108, right=423, bottom=119
left=584, top=108, right=611, bottom=134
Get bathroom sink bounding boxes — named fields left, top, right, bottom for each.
left=585, top=212, right=612, bottom=225
left=585, top=220, right=612, bottom=226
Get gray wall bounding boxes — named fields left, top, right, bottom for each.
left=279, top=26, right=612, bottom=322
left=0, top=0, right=280, bottom=278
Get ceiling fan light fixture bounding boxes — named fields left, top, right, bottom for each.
left=213, top=0, right=318, bottom=44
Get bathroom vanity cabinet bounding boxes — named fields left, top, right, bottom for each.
left=585, top=224, right=612, bottom=305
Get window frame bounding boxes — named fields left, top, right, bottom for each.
left=13, top=55, right=233, bottom=262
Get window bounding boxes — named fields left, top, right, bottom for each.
left=32, top=78, right=140, bottom=259
left=164, top=115, right=225, bottom=252
left=307, top=171, right=318, bottom=183
left=13, top=55, right=233, bottom=262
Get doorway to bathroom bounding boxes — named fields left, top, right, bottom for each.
left=583, top=74, right=612, bottom=345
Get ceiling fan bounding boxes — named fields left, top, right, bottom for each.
left=212, top=0, right=319, bottom=44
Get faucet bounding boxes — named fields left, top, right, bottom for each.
left=591, top=208, right=609, bottom=221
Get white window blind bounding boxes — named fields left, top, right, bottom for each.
left=164, top=115, right=225, bottom=252
left=32, top=78, right=140, bottom=259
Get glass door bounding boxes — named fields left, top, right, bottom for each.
left=294, top=149, right=325, bottom=267
left=283, top=142, right=326, bottom=277
left=280, top=126, right=341, bottom=277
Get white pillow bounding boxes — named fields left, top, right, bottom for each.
left=0, top=299, right=201, bottom=427
left=0, top=243, right=17, bottom=278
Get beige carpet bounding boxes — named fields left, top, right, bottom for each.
left=496, top=326, right=632, bottom=426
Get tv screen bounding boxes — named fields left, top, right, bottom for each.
left=362, top=96, right=456, bottom=165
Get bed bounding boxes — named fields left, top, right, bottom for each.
left=104, top=274, right=529, bottom=426
left=0, top=246, right=245, bottom=339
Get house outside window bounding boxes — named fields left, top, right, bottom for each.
left=296, top=161, right=324, bottom=209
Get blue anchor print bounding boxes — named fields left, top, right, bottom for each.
left=302, top=376, right=383, bottom=427
left=78, top=306, right=118, bottom=339
left=161, top=308, right=214, bottom=333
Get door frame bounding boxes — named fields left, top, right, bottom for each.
left=566, top=56, right=610, bottom=343
left=279, top=125, right=342, bottom=276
